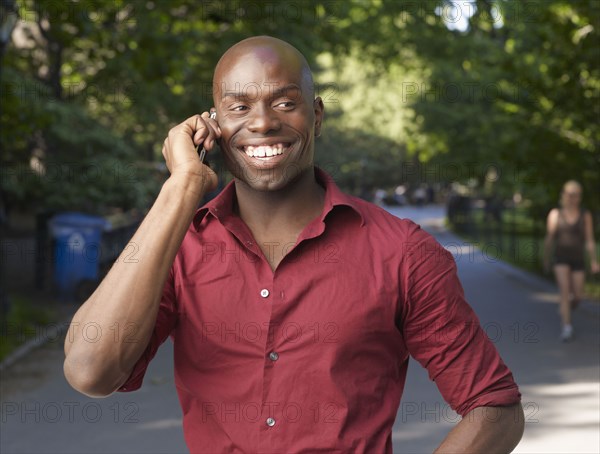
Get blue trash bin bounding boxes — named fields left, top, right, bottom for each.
left=49, top=212, right=111, bottom=299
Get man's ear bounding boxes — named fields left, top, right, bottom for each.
left=313, top=97, right=324, bottom=137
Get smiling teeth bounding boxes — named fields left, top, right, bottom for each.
left=244, top=144, right=285, bottom=158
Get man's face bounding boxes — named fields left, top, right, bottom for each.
left=213, top=48, right=324, bottom=192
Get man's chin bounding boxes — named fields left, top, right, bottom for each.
left=233, top=165, right=309, bottom=193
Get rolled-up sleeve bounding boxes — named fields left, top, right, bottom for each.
left=118, top=268, right=178, bottom=392
left=400, top=225, right=521, bottom=416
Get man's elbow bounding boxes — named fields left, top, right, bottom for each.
left=63, top=357, right=126, bottom=398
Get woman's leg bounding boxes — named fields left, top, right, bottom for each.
left=554, top=264, right=572, bottom=327
left=570, top=270, right=586, bottom=309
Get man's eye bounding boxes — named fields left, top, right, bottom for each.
left=275, top=101, right=295, bottom=109
left=232, top=105, right=248, bottom=111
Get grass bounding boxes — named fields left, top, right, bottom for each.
left=0, top=295, right=59, bottom=361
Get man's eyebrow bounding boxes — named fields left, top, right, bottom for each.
left=221, top=91, right=246, bottom=99
left=220, top=83, right=302, bottom=100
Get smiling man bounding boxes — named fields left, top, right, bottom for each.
left=64, top=36, right=524, bottom=453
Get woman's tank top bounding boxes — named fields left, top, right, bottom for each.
left=554, top=209, right=586, bottom=259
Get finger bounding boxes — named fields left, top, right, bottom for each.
left=191, top=114, right=207, bottom=143
left=192, top=127, right=208, bottom=146
left=175, top=114, right=207, bottom=151
left=197, top=114, right=219, bottom=149
left=193, top=113, right=217, bottom=144
left=205, top=123, right=220, bottom=150
left=207, top=118, right=221, bottom=137
left=182, top=114, right=204, bottom=138
left=194, top=122, right=218, bottom=150
left=169, top=116, right=201, bottom=149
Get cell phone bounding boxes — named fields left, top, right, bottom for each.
left=196, top=110, right=217, bottom=163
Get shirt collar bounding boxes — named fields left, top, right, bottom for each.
left=193, top=167, right=365, bottom=231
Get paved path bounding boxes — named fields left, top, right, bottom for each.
left=387, top=205, right=600, bottom=453
left=1, top=205, right=599, bottom=453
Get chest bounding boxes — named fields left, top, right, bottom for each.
left=172, top=228, right=405, bottom=366
left=250, top=232, right=300, bottom=271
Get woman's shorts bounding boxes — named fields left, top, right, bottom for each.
left=554, top=256, right=585, bottom=271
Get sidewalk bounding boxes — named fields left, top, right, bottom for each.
left=387, top=205, right=600, bottom=453
left=1, top=205, right=598, bottom=453
left=1, top=332, right=186, bottom=454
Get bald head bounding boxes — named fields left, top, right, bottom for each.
left=208, top=36, right=325, bottom=192
left=213, top=36, right=315, bottom=102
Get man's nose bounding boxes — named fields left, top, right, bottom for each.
left=247, top=105, right=281, bottom=134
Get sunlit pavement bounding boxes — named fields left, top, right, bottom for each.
left=388, top=204, right=600, bottom=453
left=1, top=204, right=598, bottom=453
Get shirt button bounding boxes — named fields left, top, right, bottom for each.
left=269, top=351, right=279, bottom=361
left=260, top=289, right=270, bottom=298
left=246, top=240, right=253, bottom=247
left=266, top=417, right=276, bottom=427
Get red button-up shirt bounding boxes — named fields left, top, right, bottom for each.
left=120, top=168, right=520, bottom=453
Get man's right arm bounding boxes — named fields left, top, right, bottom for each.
left=63, top=113, right=220, bottom=397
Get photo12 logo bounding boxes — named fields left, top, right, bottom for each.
left=1, top=401, right=140, bottom=424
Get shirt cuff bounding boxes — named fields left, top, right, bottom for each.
left=455, top=385, right=522, bottom=417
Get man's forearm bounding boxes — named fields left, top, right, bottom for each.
left=64, top=174, right=205, bottom=397
left=434, top=403, right=524, bottom=454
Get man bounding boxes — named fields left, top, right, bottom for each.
left=64, top=36, right=524, bottom=453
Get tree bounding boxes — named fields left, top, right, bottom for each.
left=2, top=0, right=597, bottom=221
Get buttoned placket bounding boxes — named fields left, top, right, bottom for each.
left=259, top=279, right=280, bottom=433
left=223, top=228, right=280, bottom=438
left=230, top=232, right=280, bottom=440
left=255, top=269, right=292, bottom=448
left=226, top=213, right=330, bottom=447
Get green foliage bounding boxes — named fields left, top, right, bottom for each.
left=316, top=126, right=405, bottom=194
left=0, top=295, right=56, bottom=361
left=3, top=0, right=348, bottom=216
left=1, top=69, right=158, bottom=212
left=395, top=0, right=599, bottom=213
left=1, top=0, right=598, bottom=220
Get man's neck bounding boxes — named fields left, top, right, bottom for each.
left=234, top=168, right=325, bottom=235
